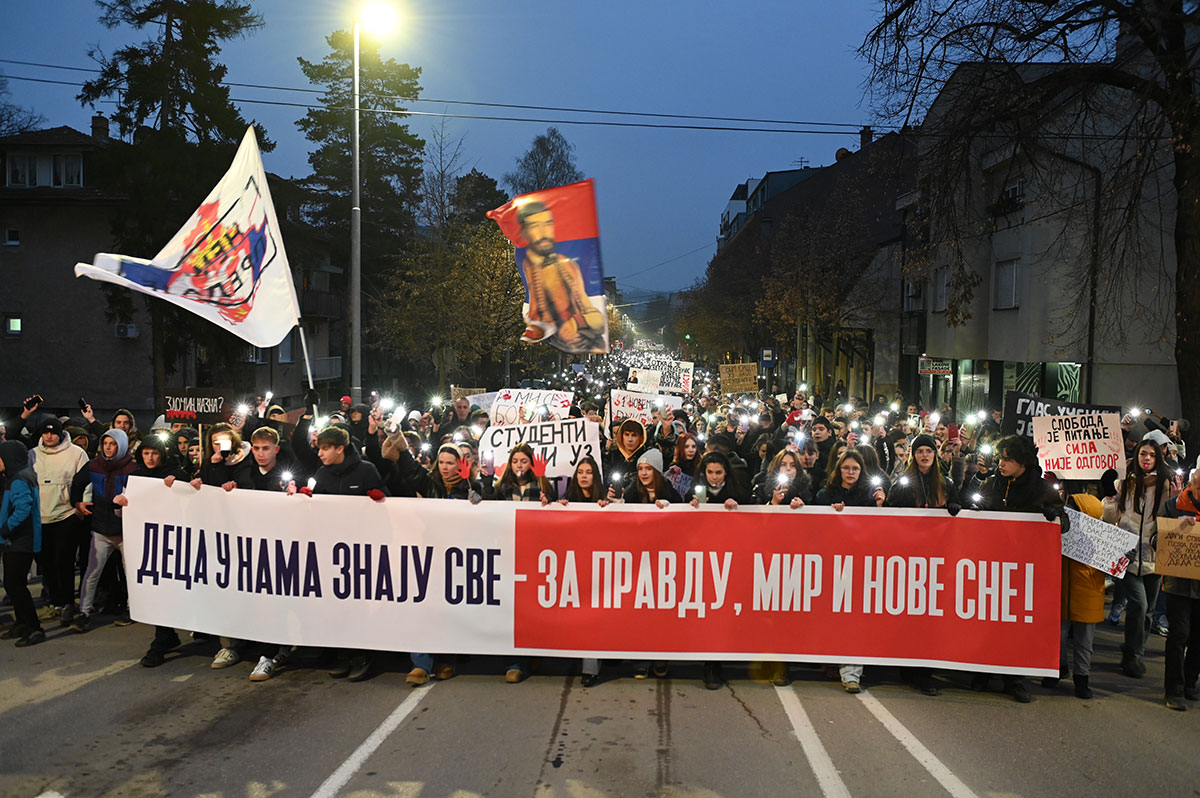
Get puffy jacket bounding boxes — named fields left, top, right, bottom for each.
left=31, top=436, right=91, bottom=523
left=1, top=441, right=41, bottom=553
left=1101, top=477, right=1171, bottom=576
left=312, top=445, right=386, bottom=496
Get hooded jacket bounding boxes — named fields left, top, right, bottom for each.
left=69, top=429, right=137, bottom=538
left=608, top=418, right=648, bottom=470
left=31, top=434, right=91, bottom=523
left=0, top=440, right=41, bottom=554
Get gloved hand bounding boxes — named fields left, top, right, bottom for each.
left=1042, top=505, right=1060, bottom=523
left=367, top=488, right=385, bottom=503
left=298, top=486, right=314, bottom=497
left=946, top=502, right=961, bottom=517
left=304, top=388, right=320, bottom=408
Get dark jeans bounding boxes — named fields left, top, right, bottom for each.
left=4, top=551, right=42, bottom=632
left=150, top=625, right=181, bottom=653
left=1122, top=572, right=1162, bottom=662
left=1164, top=592, right=1200, bottom=694
left=41, top=517, right=80, bottom=608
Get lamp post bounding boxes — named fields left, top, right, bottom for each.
left=350, top=2, right=397, bottom=403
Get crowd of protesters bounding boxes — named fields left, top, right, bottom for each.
left=1, top=358, right=1197, bottom=710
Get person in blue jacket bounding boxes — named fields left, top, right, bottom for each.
left=0, top=440, right=45, bottom=646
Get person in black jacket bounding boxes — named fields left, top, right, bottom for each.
left=969, top=434, right=1066, bottom=704
left=814, top=450, right=886, bottom=510
left=754, top=449, right=813, bottom=508
left=294, top=426, right=387, bottom=681
left=685, top=451, right=750, bottom=508
left=887, top=435, right=962, bottom=514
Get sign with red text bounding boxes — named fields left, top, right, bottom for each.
left=489, top=388, right=574, bottom=425
left=479, top=418, right=602, bottom=495
left=123, top=478, right=1060, bottom=676
left=1032, top=413, right=1125, bottom=479
left=606, top=389, right=684, bottom=428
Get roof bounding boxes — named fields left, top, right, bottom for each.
left=0, top=125, right=100, bottom=150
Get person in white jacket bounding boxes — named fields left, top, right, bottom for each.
left=29, top=417, right=90, bottom=624
left=1103, top=440, right=1173, bottom=678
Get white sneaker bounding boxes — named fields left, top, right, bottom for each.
left=249, top=655, right=275, bottom=682
left=211, top=647, right=241, bottom=669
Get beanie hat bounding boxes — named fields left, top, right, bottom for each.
left=65, top=425, right=90, bottom=445
left=910, top=434, right=938, bottom=453
left=340, top=395, right=352, bottom=405
left=38, top=417, right=65, bottom=439
left=1142, top=429, right=1170, bottom=448
left=786, top=410, right=805, bottom=427
left=637, top=448, right=664, bottom=475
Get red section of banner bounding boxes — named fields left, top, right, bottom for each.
left=487, top=179, right=599, bottom=247
left=512, top=508, right=1061, bottom=674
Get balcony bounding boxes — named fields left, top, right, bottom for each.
left=312, top=356, right=342, bottom=382
left=300, top=289, right=341, bottom=319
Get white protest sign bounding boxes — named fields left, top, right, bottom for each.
left=1033, top=413, right=1125, bottom=480
left=628, top=368, right=662, bottom=394
left=627, top=356, right=694, bottom=394
left=489, top=388, right=575, bottom=425
left=1063, top=508, right=1139, bottom=578
left=479, top=418, right=602, bottom=495
left=607, top=389, right=684, bottom=428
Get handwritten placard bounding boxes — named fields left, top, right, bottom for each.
left=1063, top=508, right=1139, bottom=579
left=1033, top=413, right=1125, bottom=479
left=1156, top=518, right=1200, bottom=580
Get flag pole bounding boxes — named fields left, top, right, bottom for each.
left=297, top=325, right=319, bottom=419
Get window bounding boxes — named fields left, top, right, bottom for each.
left=994, top=258, right=1020, bottom=309
left=277, top=330, right=294, bottom=363
left=932, top=270, right=948, bottom=313
left=52, top=154, right=82, bottom=187
left=7, top=154, right=35, bottom=187
left=246, top=346, right=268, bottom=364
left=903, top=279, right=924, bottom=312
left=4, top=314, right=21, bottom=336
left=3, top=229, right=18, bottom=246
left=1002, top=179, right=1025, bottom=202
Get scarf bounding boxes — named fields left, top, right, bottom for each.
left=1178, top=489, right=1199, bottom=517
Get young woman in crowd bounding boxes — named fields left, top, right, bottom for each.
left=754, top=449, right=812, bottom=508
left=484, top=443, right=556, bottom=504
left=686, top=451, right=750, bottom=509
left=814, top=449, right=885, bottom=693
left=666, top=433, right=702, bottom=497
left=1104, top=440, right=1173, bottom=679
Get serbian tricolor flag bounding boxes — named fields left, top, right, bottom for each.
left=488, top=179, right=609, bottom=355
left=74, top=127, right=301, bottom=348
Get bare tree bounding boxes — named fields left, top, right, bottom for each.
left=861, top=0, right=1199, bottom=429
left=0, top=77, right=44, bottom=136
left=503, top=127, right=584, bottom=195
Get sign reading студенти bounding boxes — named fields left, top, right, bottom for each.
left=123, top=477, right=1061, bottom=675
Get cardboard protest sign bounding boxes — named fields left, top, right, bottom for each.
left=451, top=386, right=486, bottom=403
left=479, top=418, right=602, bottom=496
left=466, top=392, right=499, bottom=414
left=1062, top=509, right=1139, bottom=578
left=489, top=388, right=574, bottom=425
left=1156, top=518, right=1200, bottom=580
left=627, top=368, right=661, bottom=393
left=126, top=481, right=1063, bottom=676
left=720, top=363, right=758, bottom=395
left=163, top=388, right=233, bottom=425
left=607, top=389, right=684, bottom=428
left=1001, top=391, right=1120, bottom=438
left=1033, top=413, right=1125, bottom=479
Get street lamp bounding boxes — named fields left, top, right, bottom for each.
left=350, top=2, right=398, bottom=403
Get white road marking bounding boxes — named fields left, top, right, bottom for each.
left=856, top=692, right=981, bottom=798
left=308, top=685, right=434, bottom=798
left=774, top=686, right=851, bottom=798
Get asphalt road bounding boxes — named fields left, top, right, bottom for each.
left=1, top=601, right=1197, bottom=798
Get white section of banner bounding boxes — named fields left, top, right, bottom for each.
left=74, top=128, right=300, bottom=347
left=606, top=389, right=684, bottom=428
left=124, top=478, right=517, bottom=654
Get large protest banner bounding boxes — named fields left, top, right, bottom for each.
left=720, top=363, right=759, bottom=395
left=1062, top=509, right=1139, bottom=578
left=1001, top=391, right=1120, bottom=438
left=488, top=388, right=575, bottom=425
left=607, top=389, right=684, bottom=428
left=479, top=418, right=603, bottom=495
left=124, top=478, right=1061, bottom=675
left=627, top=357, right=694, bottom=394
left=1032, top=413, right=1125, bottom=479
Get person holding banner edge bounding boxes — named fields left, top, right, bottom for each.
left=1162, top=467, right=1200, bottom=710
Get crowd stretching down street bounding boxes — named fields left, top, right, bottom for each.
left=1, top=347, right=1197, bottom=713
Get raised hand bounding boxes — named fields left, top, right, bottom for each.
left=531, top=454, right=548, bottom=478
left=457, top=460, right=473, bottom=482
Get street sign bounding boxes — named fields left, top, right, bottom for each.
left=918, top=357, right=953, bottom=375
left=760, top=347, right=777, bottom=367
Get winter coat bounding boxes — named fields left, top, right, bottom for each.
left=1062, top=494, right=1106, bottom=623
left=69, top=437, right=136, bottom=538
left=312, top=445, right=386, bottom=497
left=0, top=441, right=41, bottom=554
left=31, top=435, right=91, bottom=524
left=1162, top=489, right=1200, bottom=599
left=685, top=474, right=751, bottom=504
left=621, top=480, right=683, bottom=504
left=483, top=475, right=558, bottom=502
left=232, top=459, right=290, bottom=492
left=885, top=468, right=960, bottom=510
left=752, top=469, right=813, bottom=506
left=975, top=464, right=1062, bottom=515
left=1101, top=477, right=1171, bottom=576
left=814, top=481, right=877, bottom=508
left=199, top=441, right=252, bottom=487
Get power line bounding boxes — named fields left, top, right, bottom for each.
left=614, top=243, right=713, bottom=280
left=0, top=57, right=889, bottom=131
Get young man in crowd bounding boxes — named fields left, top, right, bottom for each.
left=30, top=417, right=91, bottom=625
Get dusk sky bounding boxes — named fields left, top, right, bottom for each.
left=2, top=0, right=887, bottom=293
